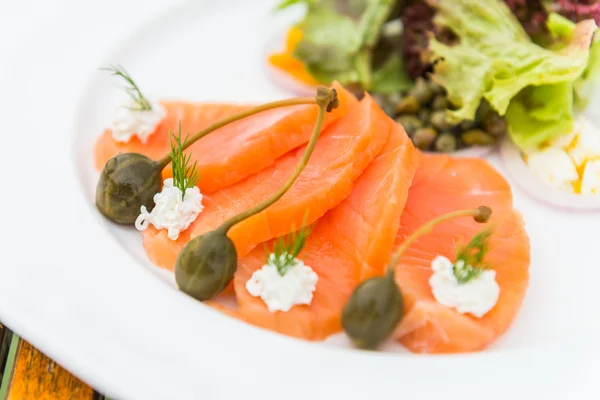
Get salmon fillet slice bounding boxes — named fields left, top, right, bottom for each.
left=94, top=82, right=356, bottom=193
left=229, top=124, right=419, bottom=341
left=143, top=94, right=393, bottom=270
left=392, top=154, right=530, bottom=353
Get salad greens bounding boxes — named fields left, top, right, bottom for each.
left=281, top=0, right=396, bottom=89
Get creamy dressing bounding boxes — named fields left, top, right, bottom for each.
left=525, top=118, right=600, bottom=195
left=135, top=178, right=203, bottom=240
left=111, top=98, right=166, bottom=143
left=246, top=253, right=318, bottom=312
left=428, top=255, right=499, bottom=318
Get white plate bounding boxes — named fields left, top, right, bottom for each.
left=1, top=1, right=600, bottom=399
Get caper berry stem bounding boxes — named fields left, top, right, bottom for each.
left=387, top=206, right=492, bottom=273
left=217, top=87, right=337, bottom=233
left=157, top=97, right=318, bottom=169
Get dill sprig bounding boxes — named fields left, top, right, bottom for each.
left=453, top=228, right=493, bottom=284
left=169, top=122, right=200, bottom=198
left=266, top=214, right=314, bottom=276
left=103, top=64, right=152, bottom=111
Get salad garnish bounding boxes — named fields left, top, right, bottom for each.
left=267, top=215, right=314, bottom=276
left=102, top=64, right=153, bottom=111
left=168, top=123, right=200, bottom=199
left=341, top=206, right=492, bottom=350
left=453, top=228, right=493, bottom=284
left=174, top=87, right=339, bottom=301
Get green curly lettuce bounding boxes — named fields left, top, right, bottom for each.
left=427, top=0, right=597, bottom=126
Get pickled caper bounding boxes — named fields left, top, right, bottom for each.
left=95, top=153, right=162, bottom=225
left=461, top=129, right=496, bottom=146
left=459, top=119, right=476, bottom=131
left=418, top=108, right=432, bottom=125
left=412, top=127, right=437, bottom=150
left=342, top=206, right=492, bottom=350
left=395, top=115, right=422, bottom=136
left=395, top=95, right=420, bottom=114
left=483, top=112, right=508, bottom=137
left=409, top=77, right=434, bottom=104
left=428, top=79, right=445, bottom=96
left=431, top=95, right=448, bottom=111
left=342, top=272, right=403, bottom=350
left=175, top=87, right=339, bottom=302
left=435, top=132, right=458, bottom=152
left=431, top=110, right=455, bottom=131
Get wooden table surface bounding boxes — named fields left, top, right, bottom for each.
left=0, top=324, right=107, bottom=400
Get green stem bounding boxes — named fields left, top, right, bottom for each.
left=386, top=207, right=491, bottom=276
left=218, top=105, right=328, bottom=233
left=157, top=97, right=316, bottom=169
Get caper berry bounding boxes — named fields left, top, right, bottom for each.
left=461, top=129, right=496, bottom=146
left=430, top=110, right=456, bottom=131
left=395, top=95, right=420, bottom=114
left=412, top=127, right=438, bottom=150
left=342, top=273, right=404, bottom=350
left=431, top=95, right=448, bottom=111
left=395, top=115, right=422, bottom=136
left=435, top=132, right=458, bottom=152
left=418, top=108, right=432, bottom=125
left=409, top=77, right=434, bottom=105
left=95, top=153, right=162, bottom=225
left=483, top=113, right=508, bottom=137
left=175, top=230, right=238, bottom=301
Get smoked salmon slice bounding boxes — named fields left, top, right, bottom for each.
left=230, top=123, right=419, bottom=341
left=143, top=94, right=393, bottom=270
left=94, top=82, right=356, bottom=193
left=392, top=154, right=530, bottom=353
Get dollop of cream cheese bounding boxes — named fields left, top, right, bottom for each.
left=135, top=178, right=203, bottom=240
left=111, top=98, right=166, bottom=143
left=526, top=147, right=579, bottom=191
left=246, top=253, right=318, bottom=313
left=581, top=159, right=600, bottom=195
left=428, top=255, right=499, bottom=318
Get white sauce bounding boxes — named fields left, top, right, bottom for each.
left=246, top=253, right=318, bottom=312
left=111, top=98, right=166, bottom=143
left=428, top=255, right=499, bottom=318
left=135, top=178, right=203, bottom=240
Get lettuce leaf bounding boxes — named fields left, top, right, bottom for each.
left=290, top=0, right=395, bottom=88
left=427, top=0, right=597, bottom=123
left=371, top=54, right=413, bottom=93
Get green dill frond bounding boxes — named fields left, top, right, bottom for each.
left=268, top=213, right=314, bottom=276
left=453, top=228, right=493, bottom=284
left=102, top=64, right=152, bottom=111
left=168, top=122, right=200, bottom=198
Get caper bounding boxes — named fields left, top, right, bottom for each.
left=373, top=93, right=399, bottom=117
left=175, top=230, right=237, bottom=300
left=430, top=110, right=456, bottom=131
left=342, top=273, right=403, bottom=350
left=395, top=115, right=422, bottom=136
left=459, top=119, right=476, bottom=131
left=95, top=153, right=162, bottom=225
left=431, top=95, right=448, bottom=111
left=395, top=95, right=420, bottom=114
left=461, top=129, right=496, bottom=146
left=412, top=127, right=438, bottom=150
left=418, top=108, right=432, bottom=125
left=435, top=132, right=458, bottom=152
left=409, top=77, right=434, bottom=104
left=483, top=113, right=508, bottom=137
left=428, top=79, right=445, bottom=96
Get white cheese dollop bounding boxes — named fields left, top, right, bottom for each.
left=246, top=253, right=318, bottom=312
left=526, top=147, right=578, bottom=192
left=567, top=119, right=600, bottom=167
left=111, top=98, right=166, bottom=143
left=135, top=178, right=203, bottom=240
left=428, top=255, right=499, bottom=318
left=581, top=159, right=600, bottom=196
